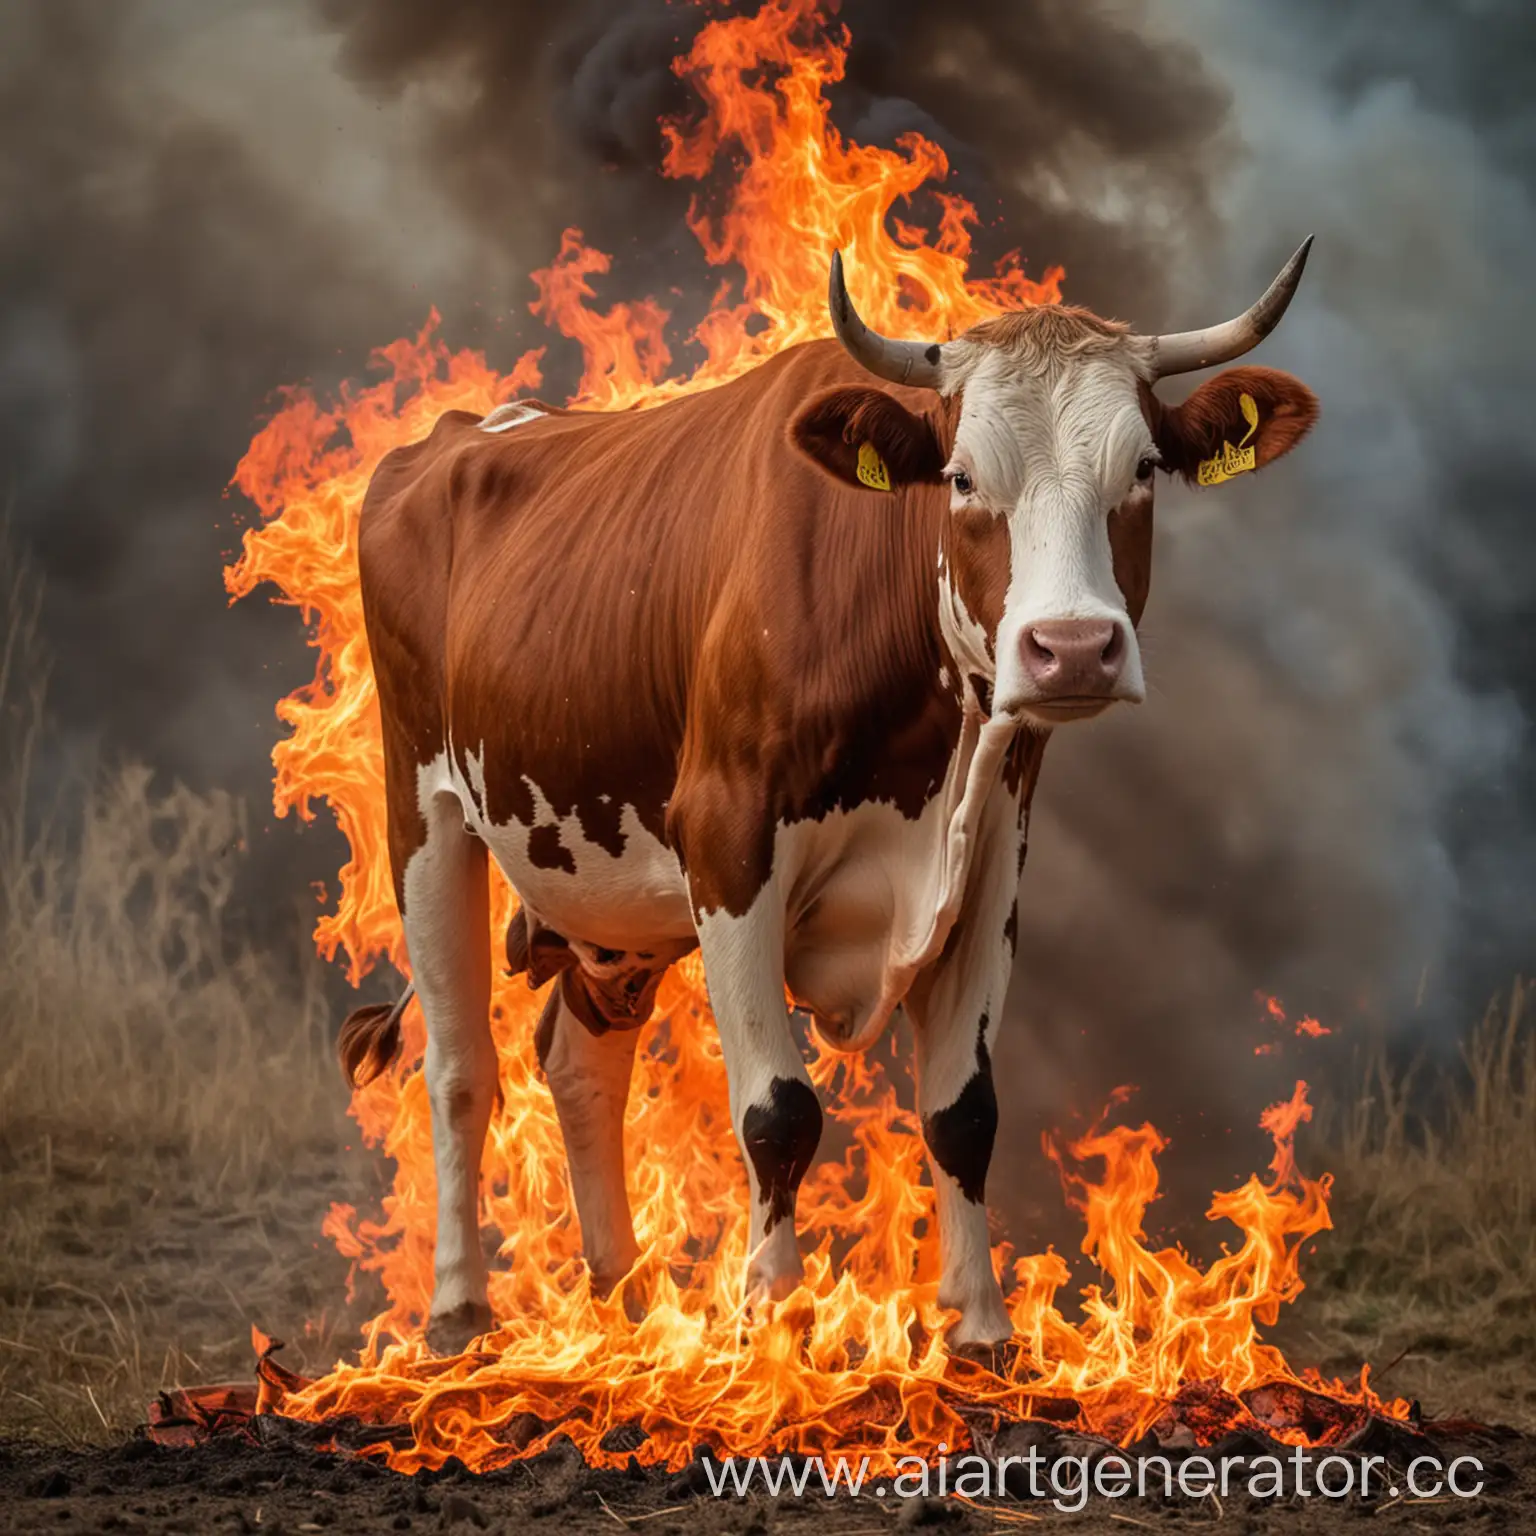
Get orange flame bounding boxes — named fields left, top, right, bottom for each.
left=226, top=0, right=1399, bottom=1473
left=1255, top=995, right=1334, bottom=1054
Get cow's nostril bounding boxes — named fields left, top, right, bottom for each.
left=1101, top=624, right=1124, bottom=667
left=1025, top=629, right=1057, bottom=665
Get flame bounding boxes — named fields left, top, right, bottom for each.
left=1255, top=995, right=1334, bottom=1053
left=226, top=0, right=1400, bottom=1474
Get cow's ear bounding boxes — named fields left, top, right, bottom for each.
left=789, top=386, right=947, bottom=493
left=1152, top=366, right=1319, bottom=487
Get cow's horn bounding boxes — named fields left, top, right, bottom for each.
left=828, top=251, right=946, bottom=389
left=1151, top=237, right=1314, bottom=378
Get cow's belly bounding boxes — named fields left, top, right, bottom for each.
left=435, top=752, right=695, bottom=950
left=430, top=742, right=975, bottom=1049
left=484, top=818, right=694, bottom=950
left=468, top=787, right=946, bottom=1045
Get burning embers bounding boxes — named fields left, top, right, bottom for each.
left=148, top=1340, right=1442, bottom=1484
left=148, top=1071, right=1410, bottom=1474
left=211, top=0, right=1404, bottom=1482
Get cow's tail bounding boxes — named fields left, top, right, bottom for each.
left=337, top=980, right=415, bottom=1089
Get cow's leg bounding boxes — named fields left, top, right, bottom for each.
left=402, top=789, right=496, bottom=1353
left=910, top=787, right=1024, bottom=1351
left=537, top=985, right=641, bottom=1296
left=692, top=886, right=822, bottom=1303
left=914, top=1002, right=1010, bottom=1349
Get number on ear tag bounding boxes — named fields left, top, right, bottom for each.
left=1197, top=392, right=1261, bottom=486
left=856, top=442, right=892, bottom=492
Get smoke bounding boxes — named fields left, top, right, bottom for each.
left=0, top=0, right=474, bottom=923
left=996, top=0, right=1536, bottom=1231
left=2, top=0, right=1532, bottom=1234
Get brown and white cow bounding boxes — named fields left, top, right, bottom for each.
left=340, top=244, right=1320, bottom=1352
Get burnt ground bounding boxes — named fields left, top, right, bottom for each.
left=1, top=1422, right=1532, bottom=1536
left=5, top=1021, right=1536, bottom=1536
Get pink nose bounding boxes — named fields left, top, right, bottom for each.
left=1020, top=619, right=1125, bottom=697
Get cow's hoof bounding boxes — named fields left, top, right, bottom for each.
left=745, top=1221, right=805, bottom=1307
left=589, top=1262, right=648, bottom=1325
left=425, top=1300, right=494, bottom=1355
left=947, top=1333, right=1019, bottom=1377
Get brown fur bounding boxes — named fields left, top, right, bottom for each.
left=960, top=303, right=1133, bottom=369
left=1109, top=489, right=1155, bottom=629
left=941, top=504, right=1014, bottom=659
left=360, top=339, right=973, bottom=925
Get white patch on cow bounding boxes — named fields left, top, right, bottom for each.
left=463, top=743, right=489, bottom=815
left=451, top=746, right=694, bottom=951
left=938, top=567, right=993, bottom=683
left=941, top=339, right=1155, bottom=719
left=478, top=400, right=546, bottom=434
left=773, top=791, right=956, bottom=1052
left=921, top=716, right=1018, bottom=976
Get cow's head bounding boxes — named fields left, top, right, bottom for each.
left=789, top=245, right=1320, bottom=729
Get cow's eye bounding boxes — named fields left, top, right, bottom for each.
left=1136, top=455, right=1157, bottom=483
left=950, top=470, right=974, bottom=497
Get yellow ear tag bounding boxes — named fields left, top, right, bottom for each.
left=1196, top=392, right=1261, bottom=486
left=856, top=441, right=892, bottom=492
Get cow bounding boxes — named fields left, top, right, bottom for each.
left=338, top=243, right=1320, bottom=1354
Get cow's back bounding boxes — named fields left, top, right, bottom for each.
left=360, top=342, right=955, bottom=935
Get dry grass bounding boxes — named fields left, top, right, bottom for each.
left=0, top=525, right=1533, bottom=1446
left=0, top=531, right=377, bottom=1443
left=1293, top=980, right=1536, bottom=1429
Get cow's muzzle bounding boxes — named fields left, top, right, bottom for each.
left=1015, top=619, right=1131, bottom=723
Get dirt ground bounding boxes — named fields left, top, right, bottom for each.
left=1, top=1117, right=1532, bottom=1535
left=0, top=1420, right=1531, bottom=1535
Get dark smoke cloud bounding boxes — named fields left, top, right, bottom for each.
left=313, top=0, right=1228, bottom=349
left=2, top=0, right=1532, bottom=1238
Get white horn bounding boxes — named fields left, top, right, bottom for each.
left=1152, top=237, right=1314, bottom=378
left=827, top=250, right=946, bottom=389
